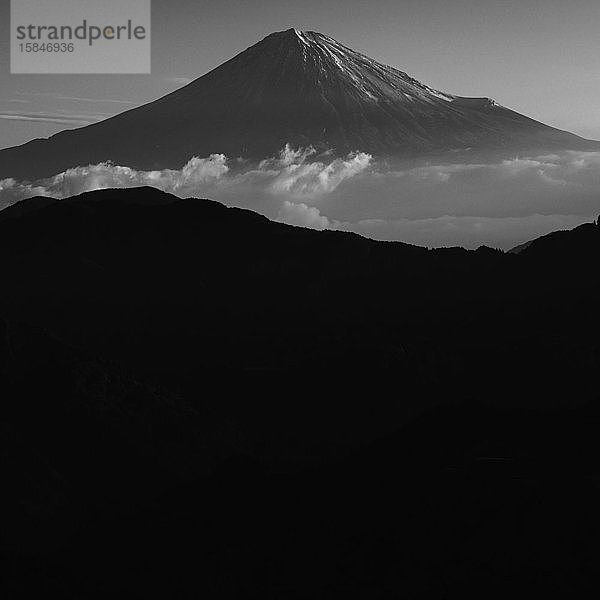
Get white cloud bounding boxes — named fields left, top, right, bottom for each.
left=266, top=144, right=372, bottom=197
left=0, top=111, right=106, bottom=125
left=277, top=201, right=334, bottom=229
left=12, top=154, right=229, bottom=201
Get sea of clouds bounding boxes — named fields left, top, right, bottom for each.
left=1, top=144, right=599, bottom=249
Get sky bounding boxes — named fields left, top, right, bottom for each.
left=1, top=0, right=600, bottom=148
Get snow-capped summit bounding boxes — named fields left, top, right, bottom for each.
left=259, top=28, right=459, bottom=105
left=0, top=28, right=596, bottom=180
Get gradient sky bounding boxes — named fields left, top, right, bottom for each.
left=1, top=0, right=599, bottom=150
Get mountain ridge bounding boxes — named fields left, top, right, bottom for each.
left=1, top=185, right=597, bottom=254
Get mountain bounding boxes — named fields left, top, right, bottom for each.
left=510, top=219, right=600, bottom=259
left=1, top=187, right=600, bottom=597
left=1, top=28, right=597, bottom=182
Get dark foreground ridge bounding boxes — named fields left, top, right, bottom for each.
left=1, top=28, right=598, bottom=181
left=1, top=187, right=599, bottom=598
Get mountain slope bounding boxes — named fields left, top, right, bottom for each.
left=1, top=29, right=597, bottom=182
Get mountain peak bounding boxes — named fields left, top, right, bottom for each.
left=261, top=27, right=337, bottom=50
left=268, top=27, right=316, bottom=38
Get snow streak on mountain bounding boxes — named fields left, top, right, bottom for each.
left=0, top=28, right=596, bottom=181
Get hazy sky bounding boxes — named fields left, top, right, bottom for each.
left=1, top=0, right=600, bottom=149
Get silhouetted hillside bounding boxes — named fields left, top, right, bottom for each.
left=1, top=187, right=599, bottom=598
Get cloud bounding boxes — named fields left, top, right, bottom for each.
left=346, top=214, right=591, bottom=250
left=37, top=154, right=228, bottom=198
left=1, top=147, right=599, bottom=249
left=0, top=92, right=137, bottom=126
left=0, top=178, right=53, bottom=204
left=277, top=201, right=334, bottom=229
left=54, top=95, right=136, bottom=105
left=15, top=91, right=136, bottom=105
left=0, top=111, right=107, bottom=126
left=0, top=155, right=229, bottom=208
left=264, top=144, right=372, bottom=197
left=341, top=151, right=600, bottom=224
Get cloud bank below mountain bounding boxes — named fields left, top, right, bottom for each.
left=1, top=146, right=598, bottom=249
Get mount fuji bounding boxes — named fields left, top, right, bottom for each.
left=1, top=28, right=597, bottom=181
